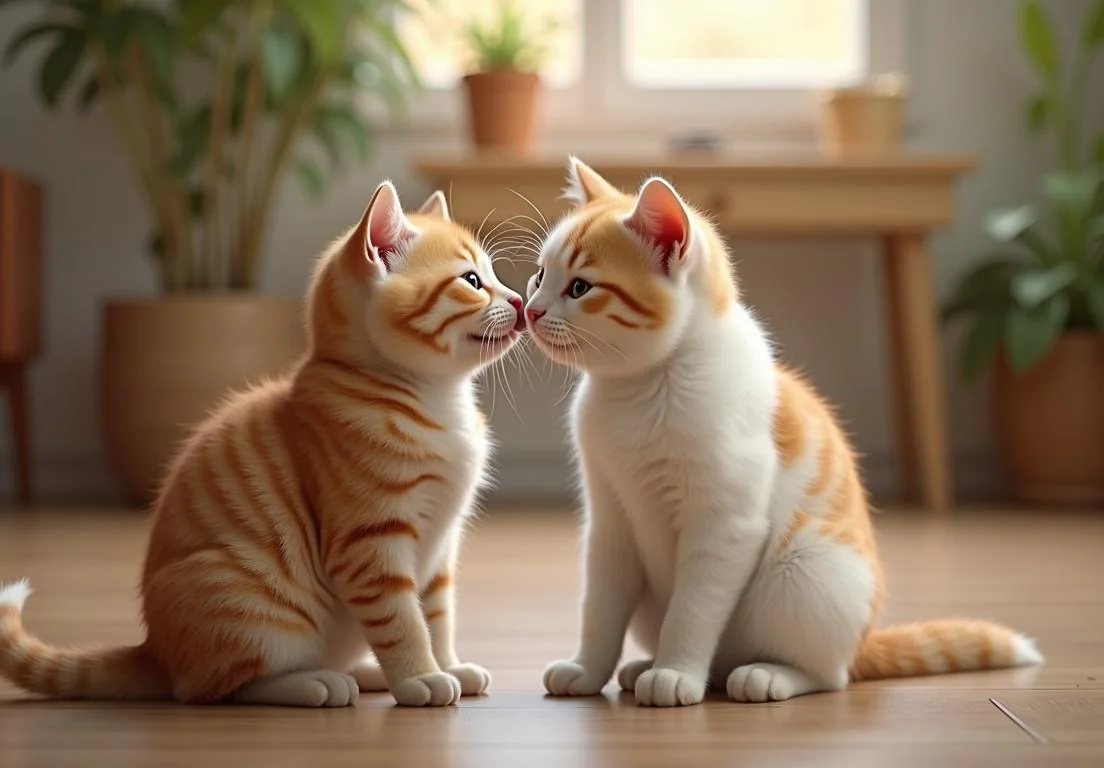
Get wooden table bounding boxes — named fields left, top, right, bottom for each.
left=413, top=153, right=978, bottom=512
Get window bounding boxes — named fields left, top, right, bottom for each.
left=393, top=0, right=903, bottom=137
left=623, top=0, right=867, bottom=89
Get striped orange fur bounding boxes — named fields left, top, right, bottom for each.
left=0, top=182, right=524, bottom=708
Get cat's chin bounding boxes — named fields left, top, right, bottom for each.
left=467, top=329, right=521, bottom=349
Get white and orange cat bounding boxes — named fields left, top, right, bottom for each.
left=0, top=181, right=525, bottom=708
left=528, top=158, right=1044, bottom=707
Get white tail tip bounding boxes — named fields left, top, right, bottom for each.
left=1011, top=634, right=1044, bottom=666
left=0, top=578, right=32, bottom=612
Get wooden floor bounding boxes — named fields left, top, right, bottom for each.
left=0, top=505, right=1101, bottom=767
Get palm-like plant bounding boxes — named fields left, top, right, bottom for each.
left=942, top=0, right=1104, bottom=380
left=459, top=0, right=559, bottom=73
left=1, top=0, right=420, bottom=291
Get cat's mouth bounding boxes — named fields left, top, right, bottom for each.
left=530, top=333, right=577, bottom=357
left=467, top=330, right=520, bottom=345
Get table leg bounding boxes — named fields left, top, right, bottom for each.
left=1, top=361, right=33, bottom=505
left=882, top=233, right=952, bottom=513
left=881, top=245, right=918, bottom=501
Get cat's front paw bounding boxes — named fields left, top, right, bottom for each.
left=635, top=667, right=706, bottom=707
left=446, top=663, right=492, bottom=696
left=391, top=671, right=462, bottom=707
left=542, top=660, right=608, bottom=696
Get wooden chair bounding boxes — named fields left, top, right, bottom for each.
left=0, top=168, right=43, bottom=505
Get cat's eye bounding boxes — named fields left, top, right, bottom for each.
left=462, top=271, right=483, bottom=290
left=568, top=278, right=592, bottom=299
left=534, top=267, right=544, bottom=287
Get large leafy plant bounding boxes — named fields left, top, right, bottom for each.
left=460, top=0, right=560, bottom=73
left=1, top=0, right=419, bottom=292
left=943, top=0, right=1104, bottom=380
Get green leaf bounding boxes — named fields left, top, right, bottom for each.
left=93, top=9, right=132, bottom=61
left=941, top=254, right=1028, bottom=321
left=284, top=0, right=342, bottom=63
left=1011, top=262, right=1078, bottom=308
left=130, top=8, right=175, bottom=87
left=1026, top=94, right=1051, bottom=135
left=171, top=106, right=210, bottom=176
left=1005, top=293, right=1070, bottom=373
left=188, top=188, right=204, bottom=217
left=295, top=157, right=325, bottom=201
left=986, top=204, right=1040, bottom=243
left=959, top=305, right=1008, bottom=381
left=1087, top=213, right=1104, bottom=244
left=310, top=117, right=344, bottom=169
left=1043, top=168, right=1103, bottom=219
left=1084, top=0, right=1104, bottom=49
left=40, top=28, right=86, bottom=108
left=1020, top=0, right=1060, bottom=82
left=1088, top=271, right=1104, bottom=331
left=76, top=74, right=100, bottom=112
left=261, top=24, right=305, bottom=104
left=3, top=22, right=69, bottom=67
left=1094, top=134, right=1104, bottom=166
left=315, top=104, right=371, bottom=161
left=180, top=0, right=227, bottom=41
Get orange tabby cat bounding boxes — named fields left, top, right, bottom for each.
left=531, top=159, right=1043, bottom=707
left=0, top=181, right=525, bottom=707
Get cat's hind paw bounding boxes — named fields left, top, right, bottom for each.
left=617, top=658, right=654, bottom=692
left=635, top=668, right=706, bottom=707
left=446, top=663, right=491, bottom=696
left=392, top=671, right=462, bottom=707
left=726, top=663, right=822, bottom=703
left=542, top=660, right=608, bottom=697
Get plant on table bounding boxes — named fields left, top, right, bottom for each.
left=453, top=0, right=562, bottom=152
left=459, top=0, right=560, bottom=75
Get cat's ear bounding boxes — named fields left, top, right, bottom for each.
left=563, top=156, right=620, bottom=206
left=417, top=190, right=451, bottom=221
left=623, top=177, right=692, bottom=276
left=354, top=180, right=417, bottom=275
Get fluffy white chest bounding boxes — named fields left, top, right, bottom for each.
left=572, top=310, right=779, bottom=606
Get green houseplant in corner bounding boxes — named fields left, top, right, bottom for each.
left=458, top=0, right=560, bottom=153
left=1, top=0, right=419, bottom=503
left=942, top=0, right=1104, bottom=505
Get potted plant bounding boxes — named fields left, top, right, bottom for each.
left=458, top=0, right=559, bottom=154
left=942, top=0, right=1104, bottom=506
left=2, top=0, right=419, bottom=503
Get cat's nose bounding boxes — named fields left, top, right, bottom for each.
left=507, top=295, right=525, bottom=331
left=526, top=307, right=545, bottom=326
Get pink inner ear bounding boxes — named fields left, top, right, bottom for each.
left=625, top=180, right=690, bottom=275
left=368, top=198, right=414, bottom=271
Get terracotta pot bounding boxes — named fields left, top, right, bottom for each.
left=101, top=294, right=307, bottom=505
left=462, top=69, right=540, bottom=153
left=993, top=331, right=1104, bottom=506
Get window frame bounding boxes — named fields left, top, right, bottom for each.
left=375, top=0, right=908, bottom=141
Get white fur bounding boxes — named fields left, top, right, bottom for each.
left=1011, top=635, right=1044, bottom=666
left=530, top=178, right=880, bottom=707
left=0, top=579, right=32, bottom=612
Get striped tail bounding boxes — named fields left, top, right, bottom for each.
left=0, top=579, right=172, bottom=700
left=849, top=619, right=1044, bottom=681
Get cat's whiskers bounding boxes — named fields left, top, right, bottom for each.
left=563, top=320, right=625, bottom=362
left=481, top=214, right=540, bottom=246
left=474, top=206, right=497, bottom=243
left=506, top=187, right=550, bottom=236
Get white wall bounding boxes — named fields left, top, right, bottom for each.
left=1, top=0, right=1101, bottom=505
